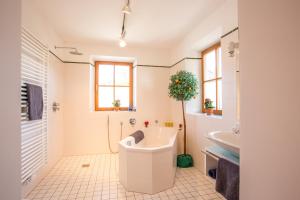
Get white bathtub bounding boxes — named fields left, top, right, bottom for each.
left=119, top=127, right=177, bottom=194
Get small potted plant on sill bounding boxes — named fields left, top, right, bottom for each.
left=112, top=99, right=121, bottom=111
left=204, top=98, right=215, bottom=115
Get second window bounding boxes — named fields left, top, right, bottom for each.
left=201, top=43, right=222, bottom=115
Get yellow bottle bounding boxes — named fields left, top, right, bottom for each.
left=164, top=121, right=174, bottom=127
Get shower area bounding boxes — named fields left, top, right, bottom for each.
left=20, top=3, right=172, bottom=195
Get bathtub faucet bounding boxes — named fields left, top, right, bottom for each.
left=179, top=124, right=183, bottom=131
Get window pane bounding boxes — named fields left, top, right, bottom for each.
left=204, top=81, right=216, bottom=108
left=203, top=50, right=216, bottom=80
left=217, top=79, right=222, bottom=110
left=98, top=87, right=114, bottom=108
left=115, top=87, right=129, bottom=107
left=217, top=47, right=222, bottom=78
left=98, top=64, right=114, bottom=85
left=115, top=65, right=130, bottom=86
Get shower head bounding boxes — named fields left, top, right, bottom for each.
left=69, top=49, right=83, bottom=55
left=55, top=46, right=83, bottom=56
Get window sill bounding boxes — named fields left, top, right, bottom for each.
left=95, top=107, right=136, bottom=111
left=94, top=110, right=136, bottom=112
left=94, top=108, right=136, bottom=112
left=186, top=112, right=223, bottom=119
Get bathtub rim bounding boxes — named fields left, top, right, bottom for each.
left=119, top=128, right=178, bottom=153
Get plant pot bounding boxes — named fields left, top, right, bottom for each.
left=206, top=108, right=214, bottom=115
left=177, top=154, right=193, bottom=168
left=114, top=107, right=120, bottom=111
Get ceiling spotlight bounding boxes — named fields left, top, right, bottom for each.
left=119, top=1, right=130, bottom=47
left=122, top=0, right=131, bottom=14
left=119, top=38, right=127, bottom=48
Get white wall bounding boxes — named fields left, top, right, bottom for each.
left=171, top=0, right=238, bottom=60
left=63, top=55, right=172, bottom=155
left=60, top=37, right=173, bottom=155
left=0, top=1, right=21, bottom=200
left=21, top=0, right=64, bottom=57
left=46, top=56, right=65, bottom=169
left=22, top=1, right=65, bottom=196
left=170, top=0, right=238, bottom=172
left=239, top=0, right=300, bottom=199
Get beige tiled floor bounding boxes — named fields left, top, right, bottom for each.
left=27, top=154, right=225, bottom=200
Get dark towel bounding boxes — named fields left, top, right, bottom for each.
left=216, top=158, right=239, bottom=200
left=26, top=83, right=43, bottom=120
left=208, top=168, right=217, bottom=179
left=130, top=130, right=144, bottom=144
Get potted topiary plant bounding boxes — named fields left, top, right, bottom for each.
left=112, top=99, right=121, bottom=111
left=204, top=98, right=215, bottom=115
left=168, top=70, right=198, bottom=168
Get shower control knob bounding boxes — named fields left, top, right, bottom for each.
left=129, top=118, right=136, bottom=126
left=52, top=102, right=60, bottom=112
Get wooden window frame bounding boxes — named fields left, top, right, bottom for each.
left=201, top=42, right=223, bottom=115
left=95, top=61, right=133, bottom=111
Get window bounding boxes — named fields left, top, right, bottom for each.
left=201, top=43, right=222, bottom=115
left=95, top=61, right=133, bottom=111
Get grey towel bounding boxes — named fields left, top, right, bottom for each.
left=26, top=83, right=43, bottom=120
left=216, top=158, right=239, bottom=200
left=130, top=130, right=144, bottom=144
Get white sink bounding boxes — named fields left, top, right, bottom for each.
left=207, top=131, right=240, bottom=154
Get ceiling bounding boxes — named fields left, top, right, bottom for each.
left=31, top=0, right=225, bottom=49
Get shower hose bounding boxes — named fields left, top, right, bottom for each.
left=107, top=115, right=123, bottom=154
